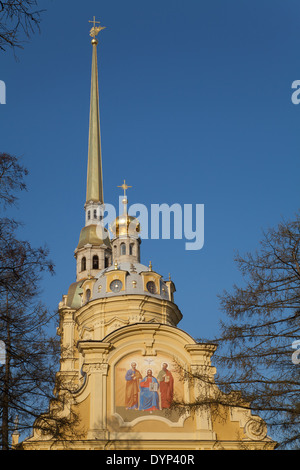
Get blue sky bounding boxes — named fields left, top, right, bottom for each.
left=0, top=0, right=299, bottom=341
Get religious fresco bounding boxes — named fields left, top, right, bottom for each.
left=114, top=353, right=184, bottom=423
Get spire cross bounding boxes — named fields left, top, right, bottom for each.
left=89, top=16, right=101, bottom=28
left=118, top=180, right=132, bottom=198
left=89, top=16, right=106, bottom=39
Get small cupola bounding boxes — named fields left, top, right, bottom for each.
left=110, top=180, right=141, bottom=264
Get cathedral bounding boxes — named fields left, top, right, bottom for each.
left=20, top=21, right=275, bottom=451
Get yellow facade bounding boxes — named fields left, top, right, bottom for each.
left=20, top=21, right=275, bottom=451
left=21, top=294, right=275, bottom=450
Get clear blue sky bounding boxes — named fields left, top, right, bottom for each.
left=1, top=0, right=299, bottom=341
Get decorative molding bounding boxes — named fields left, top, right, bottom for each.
left=142, top=337, right=157, bottom=356
left=113, top=411, right=190, bottom=429
left=82, top=363, right=109, bottom=375
left=244, top=417, right=268, bottom=441
left=230, top=407, right=268, bottom=441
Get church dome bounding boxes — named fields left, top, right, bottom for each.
left=110, top=213, right=140, bottom=239
left=77, top=224, right=111, bottom=250
left=93, top=262, right=171, bottom=301
left=110, top=182, right=141, bottom=239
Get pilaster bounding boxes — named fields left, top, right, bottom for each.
left=78, top=341, right=112, bottom=439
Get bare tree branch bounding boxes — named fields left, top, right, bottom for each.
left=0, top=0, right=45, bottom=52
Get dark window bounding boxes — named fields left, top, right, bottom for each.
left=81, top=257, right=86, bottom=271
left=120, top=243, right=126, bottom=256
left=129, top=243, right=134, bottom=255
left=105, top=257, right=109, bottom=268
left=94, top=209, right=97, bottom=219
left=88, top=211, right=91, bottom=220
left=93, top=255, right=99, bottom=270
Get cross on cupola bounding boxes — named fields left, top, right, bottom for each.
left=118, top=179, right=132, bottom=215
left=118, top=179, right=132, bottom=198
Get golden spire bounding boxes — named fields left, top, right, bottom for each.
left=86, top=18, right=105, bottom=204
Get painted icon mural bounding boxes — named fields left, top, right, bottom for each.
left=158, top=363, right=174, bottom=409
left=125, top=362, right=142, bottom=410
left=114, top=353, right=184, bottom=423
left=139, top=369, right=160, bottom=411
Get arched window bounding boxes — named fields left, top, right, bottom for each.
left=93, top=255, right=99, bottom=270
left=129, top=243, right=134, bottom=256
left=93, top=209, right=97, bottom=219
left=120, top=243, right=126, bottom=256
left=81, top=257, right=86, bottom=271
left=87, top=211, right=91, bottom=220
left=86, top=289, right=91, bottom=302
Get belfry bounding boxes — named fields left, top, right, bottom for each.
left=21, top=20, right=275, bottom=450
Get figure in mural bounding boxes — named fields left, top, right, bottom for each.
left=157, top=362, right=174, bottom=409
left=139, top=369, right=160, bottom=412
left=125, top=362, right=142, bottom=409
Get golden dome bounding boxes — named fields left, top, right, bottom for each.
left=111, top=182, right=140, bottom=239
left=77, top=224, right=111, bottom=250
left=110, top=213, right=140, bottom=239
